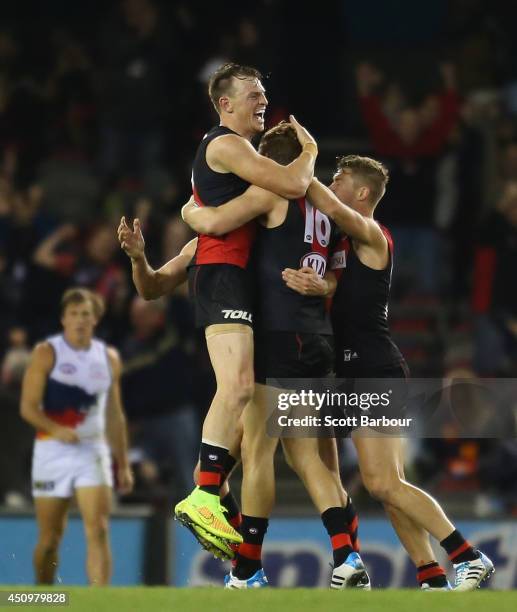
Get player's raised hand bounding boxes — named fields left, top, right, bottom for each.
left=118, top=216, right=145, bottom=260
left=282, top=267, right=328, bottom=296
left=289, top=115, right=318, bottom=152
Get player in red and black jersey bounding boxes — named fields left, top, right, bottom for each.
left=184, top=124, right=370, bottom=590
left=171, top=63, right=319, bottom=549
left=284, top=156, right=494, bottom=591
left=330, top=227, right=405, bottom=379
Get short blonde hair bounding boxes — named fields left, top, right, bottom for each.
left=337, top=155, right=389, bottom=205
left=61, top=288, right=105, bottom=320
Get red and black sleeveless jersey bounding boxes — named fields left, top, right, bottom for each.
left=191, top=125, right=256, bottom=269
left=330, top=225, right=404, bottom=372
left=253, top=198, right=335, bottom=334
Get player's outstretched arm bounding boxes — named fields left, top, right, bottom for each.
left=152, top=238, right=197, bottom=295
left=118, top=217, right=196, bottom=299
left=182, top=187, right=283, bottom=236
left=106, top=347, right=134, bottom=495
left=20, top=343, right=79, bottom=443
left=208, top=116, right=317, bottom=199
left=307, top=179, right=384, bottom=246
left=281, top=267, right=337, bottom=297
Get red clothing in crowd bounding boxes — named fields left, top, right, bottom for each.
left=359, top=89, right=460, bottom=158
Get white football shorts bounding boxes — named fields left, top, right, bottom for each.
left=32, top=439, right=113, bottom=498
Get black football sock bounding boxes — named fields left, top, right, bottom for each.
left=221, top=453, right=237, bottom=484
left=417, top=561, right=448, bottom=588
left=321, top=507, right=354, bottom=567
left=234, top=515, right=269, bottom=580
left=343, top=496, right=360, bottom=552
left=198, top=441, right=228, bottom=495
left=440, top=529, right=479, bottom=564
left=221, top=492, right=242, bottom=530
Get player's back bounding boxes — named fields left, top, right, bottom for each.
left=253, top=197, right=333, bottom=334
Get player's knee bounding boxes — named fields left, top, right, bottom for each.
left=38, top=531, right=62, bottom=554
left=84, top=517, right=109, bottom=542
left=241, top=440, right=274, bottom=475
left=218, top=379, right=253, bottom=411
left=241, top=438, right=267, bottom=466
left=363, top=475, right=396, bottom=502
left=233, top=377, right=254, bottom=407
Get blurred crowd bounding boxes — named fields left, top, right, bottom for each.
left=0, top=0, right=516, bottom=515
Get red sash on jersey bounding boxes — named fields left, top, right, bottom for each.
left=192, top=185, right=256, bottom=269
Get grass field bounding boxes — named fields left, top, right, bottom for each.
left=2, top=588, right=517, bottom=612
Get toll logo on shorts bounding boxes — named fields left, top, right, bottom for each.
left=300, top=252, right=327, bottom=277
left=33, top=480, right=55, bottom=491
left=221, top=310, right=253, bottom=323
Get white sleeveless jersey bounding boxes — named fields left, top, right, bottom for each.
left=38, top=334, right=112, bottom=441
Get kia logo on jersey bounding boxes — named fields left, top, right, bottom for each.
left=300, top=252, right=327, bottom=277
left=59, top=363, right=77, bottom=375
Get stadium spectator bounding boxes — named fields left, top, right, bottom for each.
left=120, top=296, right=199, bottom=502
left=97, top=0, right=178, bottom=181
left=472, top=181, right=517, bottom=374
left=1, top=326, right=30, bottom=388
left=43, top=33, right=97, bottom=160
left=355, top=61, right=461, bottom=296
left=31, top=223, right=129, bottom=343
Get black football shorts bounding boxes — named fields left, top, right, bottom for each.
left=188, top=263, right=254, bottom=329
left=254, top=331, right=334, bottom=384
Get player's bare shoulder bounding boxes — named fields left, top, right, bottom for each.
left=30, top=341, right=55, bottom=373
left=206, top=133, right=255, bottom=173
left=354, top=220, right=390, bottom=270
left=371, top=218, right=389, bottom=247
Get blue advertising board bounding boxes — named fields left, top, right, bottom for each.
left=0, top=516, right=145, bottom=585
left=172, top=517, right=517, bottom=589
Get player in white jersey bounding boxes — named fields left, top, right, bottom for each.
left=20, top=288, right=133, bottom=585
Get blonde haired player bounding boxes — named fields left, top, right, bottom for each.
left=20, top=288, right=133, bottom=585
